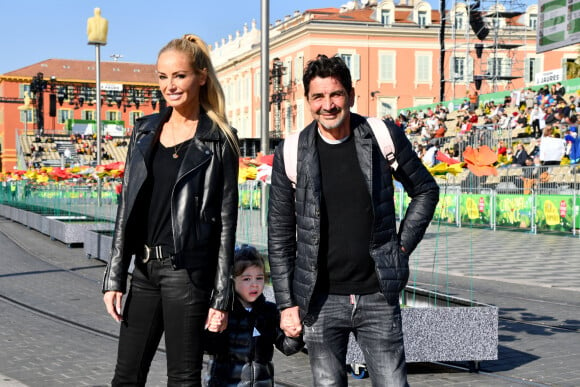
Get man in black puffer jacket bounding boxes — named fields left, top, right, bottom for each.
left=268, top=55, right=439, bottom=386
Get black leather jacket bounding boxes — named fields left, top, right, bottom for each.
left=268, top=114, right=439, bottom=317
left=102, top=108, right=239, bottom=311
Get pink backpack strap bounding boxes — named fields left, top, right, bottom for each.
left=366, top=117, right=398, bottom=171
left=283, top=131, right=300, bottom=187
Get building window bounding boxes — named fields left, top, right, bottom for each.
left=294, top=55, right=304, bottom=84
left=58, top=109, right=73, bottom=124
left=239, top=112, right=250, bottom=139
left=529, top=14, right=537, bottom=29
left=82, top=110, right=95, bottom=121
left=295, top=99, right=304, bottom=132
left=381, top=10, right=391, bottom=25
left=254, top=70, right=261, bottom=98
left=255, top=109, right=261, bottom=138
left=236, top=77, right=243, bottom=107
left=378, top=97, right=396, bottom=118
left=524, top=57, right=538, bottom=83
left=106, top=111, right=121, bottom=121
left=487, top=57, right=511, bottom=78
left=452, top=57, right=465, bottom=81
left=336, top=53, right=360, bottom=81
left=339, top=53, right=352, bottom=68
left=20, top=84, right=31, bottom=98
left=416, top=54, right=431, bottom=83
left=20, top=109, right=34, bottom=124
left=454, top=13, right=464, bottom=29
left=418, top=11, right=427, bottom=26
left=285, top=103, right=292, bottom=134
left=130, top=111, right=143, bottom=127
left=489, top=57, right=501, bottom=77
left=379, top=52, right=395, bottom=82
left=283, top=58, right=292, bottom=87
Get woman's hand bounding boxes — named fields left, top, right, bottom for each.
left=206, top=308, right=228, bottom=332
left=103, top=291, right=124, bottom=322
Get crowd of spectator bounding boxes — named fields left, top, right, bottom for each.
left=391, top=82, right=579, bottom=171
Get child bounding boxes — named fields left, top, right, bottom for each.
left=204, top=245, right=303, bottom=386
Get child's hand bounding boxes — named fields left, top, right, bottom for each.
left=206, top=308, right=228, bottom=332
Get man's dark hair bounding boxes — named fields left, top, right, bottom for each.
left=303, top=54, right=352, bottom=97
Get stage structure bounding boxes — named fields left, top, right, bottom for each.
left=442, top=0, right=530, bottom=101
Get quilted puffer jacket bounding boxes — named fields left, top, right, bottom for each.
left=268, top=113, right=439, bottom=317
left=102, top=108, right=239, bottom=311
left=205, top=294, right=304, bottom=386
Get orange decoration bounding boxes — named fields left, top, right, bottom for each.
left=462, top=146, right=498, bottom=177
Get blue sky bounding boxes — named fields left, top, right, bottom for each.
left=0, top=0, right=354, bottom=74
left=0, top=0, right=535, bottom=75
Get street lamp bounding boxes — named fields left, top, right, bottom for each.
left=87, top=7, right=108, bottom=206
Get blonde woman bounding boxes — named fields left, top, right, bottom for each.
left=102, top=34, right=239, bottom=385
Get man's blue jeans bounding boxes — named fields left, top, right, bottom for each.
left=303, top=292, right=408, bottom=387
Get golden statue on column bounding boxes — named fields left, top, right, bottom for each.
left=87, top=7, right=108, bottom=45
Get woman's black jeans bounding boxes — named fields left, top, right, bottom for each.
left=112, top=259, right=211, bottom=386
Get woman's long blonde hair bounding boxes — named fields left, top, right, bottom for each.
left=158, top=34, right=239, bottom=154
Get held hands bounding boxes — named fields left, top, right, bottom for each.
left=103, top=291, right=123, bottom=322
left=206, top=308, right=228, bottom=332
left=280, top=306, right=302, bottom=338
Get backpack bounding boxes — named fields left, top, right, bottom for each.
left=283, top=117, right=399, bottom=187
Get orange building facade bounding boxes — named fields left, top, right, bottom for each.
left=212, top=1, right=578, bottom=140
left=0, top=60, right=160, bottom=171
left=2, top=1, right=579, bottom=170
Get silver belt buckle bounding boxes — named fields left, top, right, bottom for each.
left=143, top=244, right=152, bottom=263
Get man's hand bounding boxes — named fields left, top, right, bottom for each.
left=280, top=306, right=302, bottom=338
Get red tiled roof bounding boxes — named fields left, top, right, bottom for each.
left=307, top=7, right=341, bottom=14
left=309, top=8, right=375, bottom=22
left=2, top=59, right=157, bottom=85
left=306, top=6, right=441, bottom=25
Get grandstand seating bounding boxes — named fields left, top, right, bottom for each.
left=19, top=134, right=129, bottom=168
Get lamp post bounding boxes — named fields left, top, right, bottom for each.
left=260, top=0, right=270, bottom=227
left=87, top=7, right=108, bottom=206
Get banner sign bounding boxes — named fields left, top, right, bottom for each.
left=459, top=194, right=491, bottom=226
left=495, top=194, right=534, bottom=229
left=534, top=69, right=563, bottom=85
left=537, top=0, right=580, bottom=53
left=535, top=195, right=576, bottom=232
left=100, top=83, right=123, bottom=92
